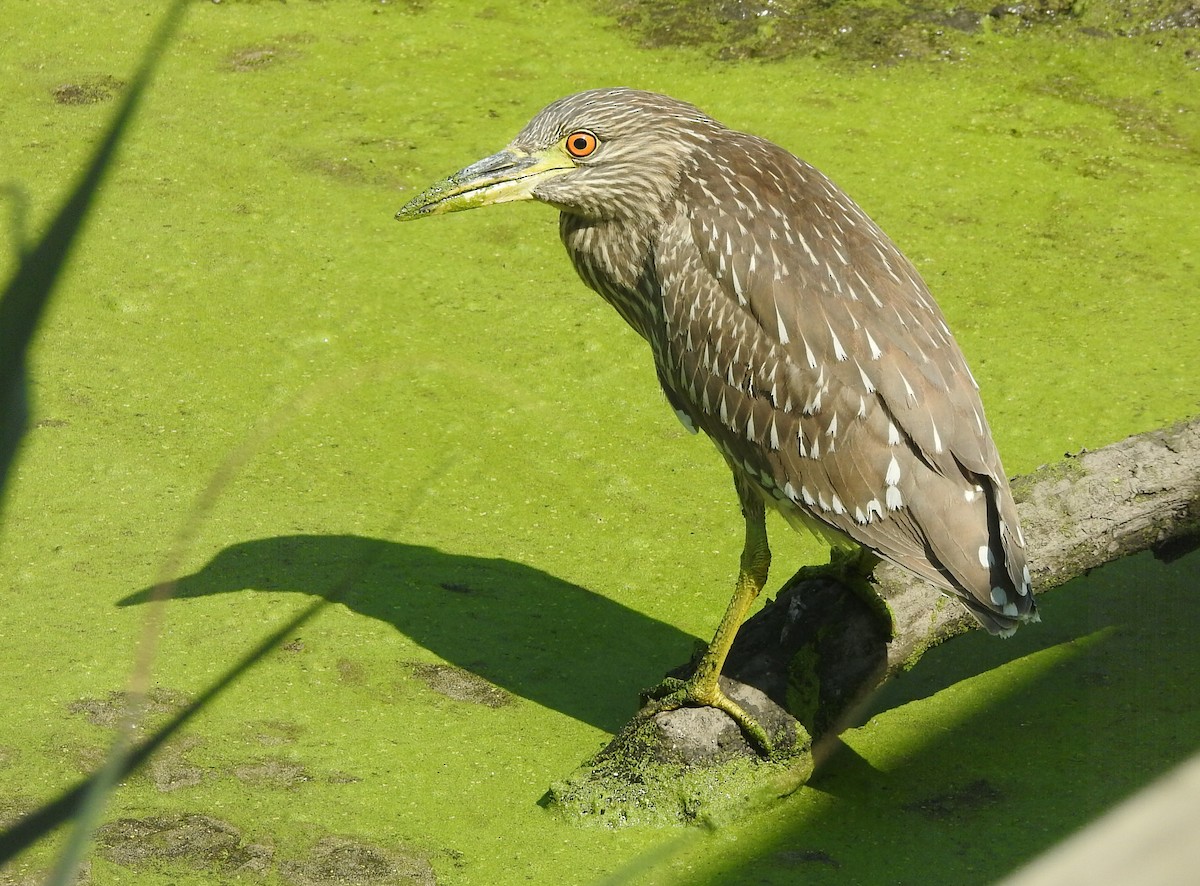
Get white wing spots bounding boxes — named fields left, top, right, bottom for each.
left=745, top=413, right=756, bottom=442
left=963, top=483, right=982, bottom=502
left=801, top=485, right=816, bottom=507
left=817, top=491, right=831, bottom=512
left=803, top=386, right=823, bottom=416
left=831, top=494, right=846, bottom=515
left=768, top=243, right=790, bottom=280
left=978, top=545, right=995, bottom=569
left=775, top=301, right=791, bottom=345
left=826, top=412, right=838, bottom=439
left=856, top=361, right=876, bottom=394
left=865, top=329, right=882, bottom=361
left=768, top=417, right=781, bottom=450
left=854, top=270, right=884, bottom=308
left=796, top=228, right=819, bottom=266
left=810, top=435, right=821, bottom=459
left=885, top=455, right=903, bottom=510
left=887, top=422, right=901, bottom=446
left=798, top=332, right=817, bottom=370
left=1003, top=601, right=1020, bottom=618
left=854, top=506, right=868, bottom=525
left=1020, top=565, right=1032, bottom=595
left=873, top=243, right=902, bottom=283
left=731, top=266, right=746, bottom=305
left=898, top=371, right=918, bottom=405
left=797, top=430, right=807, bottom=457
left=885, top=485, right=903, bottom=510
left=674, top=409, right=697, bottom=435
left=718, top=391, right=730, bottom=426
left=827, top=265, right=843, bottom=295
left=783, top=481, right=798, bottom=501
left=931, top=421, right=944, bottom=455
left=866, top=498, right=883, bottom=520
left=965, top=359, right=980, bottom=391
left=857, top=395, right=868, bottom=418
left=828, top=323, right=848, bottom=361
left=990, top=587, right=1007, bottom=607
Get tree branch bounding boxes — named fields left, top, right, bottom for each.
left=544, top=417, right=1200, bottom=823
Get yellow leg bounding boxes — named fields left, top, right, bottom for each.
left=646, top=475, right=774, bottom=751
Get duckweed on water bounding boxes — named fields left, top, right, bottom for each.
left=0, top=1, right=1196, bottom=883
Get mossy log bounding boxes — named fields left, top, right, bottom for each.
left=545, top=417, right=1200, bottom=824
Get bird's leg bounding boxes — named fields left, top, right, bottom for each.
left=644, top=480, right=775, bottom=752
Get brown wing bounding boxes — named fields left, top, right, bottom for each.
left=652, top=132, right=1034, bottom=632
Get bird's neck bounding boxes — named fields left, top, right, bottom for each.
left=558, top=212, right=664, bottom=345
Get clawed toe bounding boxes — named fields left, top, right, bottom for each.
left=640, top=676, right=775, bottom=754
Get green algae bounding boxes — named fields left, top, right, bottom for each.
left=0, top=0, right=1197, bottom=884
left=544, top=714, right=813, bottom=828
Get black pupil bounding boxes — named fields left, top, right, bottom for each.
left=572, top=136, right=589, bottom=152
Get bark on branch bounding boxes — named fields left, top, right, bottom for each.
left=545, top=417, right=1200, bottom=824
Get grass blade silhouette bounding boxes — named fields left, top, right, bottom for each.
left=0, top=0, right=189, bottom=514
left=0, top=0, right=189, bottom=876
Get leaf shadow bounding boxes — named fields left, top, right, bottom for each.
left=117, top=533, right=695, bottom=734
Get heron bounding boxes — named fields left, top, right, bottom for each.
left=395, top=88, right=1037, bottom=751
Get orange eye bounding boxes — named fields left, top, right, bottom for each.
left=564, top=130, right=598, bottom=158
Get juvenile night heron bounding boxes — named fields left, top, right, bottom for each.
left=396, top=88, right=1037, bottom=749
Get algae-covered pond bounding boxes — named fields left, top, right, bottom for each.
left=1, top=1, right=1197, bottom=883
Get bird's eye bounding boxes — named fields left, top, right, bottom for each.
left=564, top=130, right=599, bottom=159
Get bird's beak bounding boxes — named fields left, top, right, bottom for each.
left=395, top=147, right=574, bottom=220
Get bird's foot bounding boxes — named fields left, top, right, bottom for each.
left=641, top=675, right=775, bottom=754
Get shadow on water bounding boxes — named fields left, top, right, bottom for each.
left=117, top=533, right=694, bottom=735
left=697, top=548, right=1200, bottom=885
left=114, top=537, right=1200, bottom=882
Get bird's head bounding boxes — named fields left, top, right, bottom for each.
left=395, top=88, right=719, bottom=224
